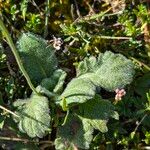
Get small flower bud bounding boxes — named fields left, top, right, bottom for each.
left=115, top=89, right=126, bottom=101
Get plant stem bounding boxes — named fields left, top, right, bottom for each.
left=73, top=0, right=81, bottom=17
left=44, top=0, right=50, bottom=38
left=130, top=57, right=150, bottom=71
left=0, top=136, right=53, bottom=144
left=0, top=105, right=19, bottom=118
left=73, top=8, right=112, bottom=24
left=134, top=114, right=147, bottom=133
left=0, top=18, right=39, bottom=94
left=98, top=35, right=132, bottom=40
left=62, top=110, right=69, bottom=126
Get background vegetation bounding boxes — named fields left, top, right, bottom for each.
left=0, top=0, right=150, bottom=149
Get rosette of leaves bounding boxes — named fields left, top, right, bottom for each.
left=17, top=32, right=58, bottom=84
left=60, top=51, right=135, bottom=106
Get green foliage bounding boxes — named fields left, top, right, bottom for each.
left=60, top=76, right=97, bottom=105
left=118, top=10, right=141, bottom=37
left=134, top=4, right=150, bottom=24
left=41, top=69, right=67, bottom=94
left=95, top=51, right=135, bottom=91
left=10, top=4, right=19, bottom=21
left=135, top=73, right=150, bottom=98
left=21, top=0, right=29, bottom=20
left=13, top=94, right=51, bottom=138
left=17, top=32, right=58, bottom=85
left=0, top=0, right=150, bottom=149
left=55, top=114, right=93, bottom=150
left=25, top=14, right=42, bottom=33
left=78, top=95, right=119, bottom=133
left=60, top=51, right=135, bottom=106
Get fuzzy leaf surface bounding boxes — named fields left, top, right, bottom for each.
left=13, top=94, right=50, bottom=138
left=95, top=51, right=135, bottom=91
left=17, top=32, right=57, bottom=84
left=78, top=96, right=119, bottom=133
left=55, top=115, right=93, bottom=150
left=60, top=51, right=134, bottom=106
left=41, top=69, right=67, bottom=94
left=60, top=76, right=97, bottom=105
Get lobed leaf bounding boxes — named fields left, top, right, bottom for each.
left=78, top=95, right=119, bottom=133
left=60, top=51, right=135, bottom=106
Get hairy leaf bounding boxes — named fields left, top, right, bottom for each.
left=60, top=51, right=135, bottom=106
left=55, top=115, right=93, bottom=150
left=60, top=76, right=97, bottom=105
left=13, top=94, right=50, bottom=138
left=78, top=95, right=119, bottom=132
left=41, top=69, right=67, bottom=94
left=17, top=33, right=57, bottom=84
left=95, top=51, right=135, bottom=91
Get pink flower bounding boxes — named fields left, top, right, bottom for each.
left=115, top=88, right=126, bottom=101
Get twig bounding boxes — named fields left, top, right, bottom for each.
left=30, top=0, right=42, bottom=16
left=0, top=105, right=19, bottom=118
left=134, top=114, right=147, bottom=134
left=130, top=57, right=150, bottom=71
left=73, top=0, right=81, bottom=17
left=0, top=136, right=53, bottom=145
left=84, top=0, right=95, bottom=14
left=71, top=4, right=75, bottom=20
left=43, top=0, right=50, bottom=38
left=73, top=8, right=111, bottom=24
left=97, top=35, right=132, bottom=40
left=0, top=18, right=39, bottom=94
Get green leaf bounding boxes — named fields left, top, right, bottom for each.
left=55, top=114, right=93, bottom=150
left=135, top=73, right=150, bottom=97
left=21, top=0, right=29, bottom=20
left=77, top=51, right=135, bottom=91
left=60, top=76, right=97, bottom=105
left=17, top=33, right=58, bottom=84
left=95, top=51, right=135, bottom=91
left=13, top=142, right=39, bottom=150
left=41, top=69, right=67, bottom=94
left=78, top=95, right=119, bottom=133
left=60, top=51, right=134, bottom=106
left=35, top=85, right=56, bottom=98
left=55, top=138, right=75, bottom=150
left=76, top=55, right=101, bottom=76
left=13, top=94, right=51, bottom=138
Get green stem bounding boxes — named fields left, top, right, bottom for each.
left=97, top=35, right=132, bottom=40
left=130, top=57, right=150, bottom=71
left=43, top=0, right=50, bottom=38
left=73, top=8, right=111, bottom=24
left=132, top=114, right=147, bottom=138
left=0, top=136, right=53, bottom=144
left=0, top=18, right=39, bottom=94
left=62, top=110, right=69, bottom=126
left=0, top=105, right=19, bottom=118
